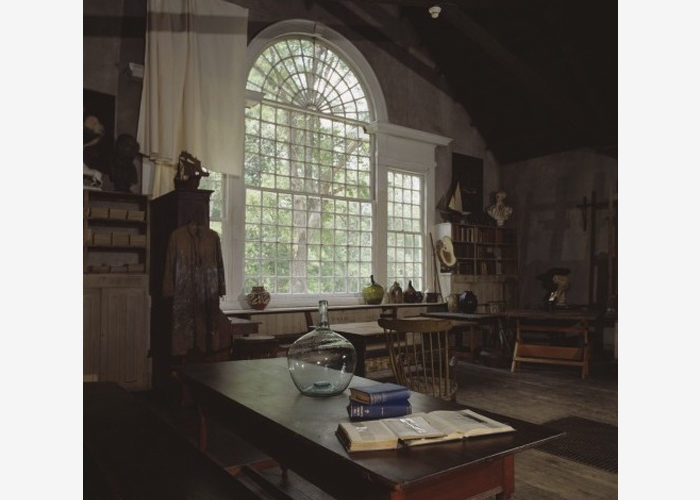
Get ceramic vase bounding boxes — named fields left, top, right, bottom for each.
left=389, top=281, right=403, bottom=303
left=403, top=280, right=423, bottom=303
left=458, top=290, right=478, bottom=313
left=447, top=293, right=459, bottom=312
left=246, top=286, right=271, bottom=310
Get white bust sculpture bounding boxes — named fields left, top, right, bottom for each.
left=487, top=191, right=513, bottom=226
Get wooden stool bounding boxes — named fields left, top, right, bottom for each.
left=232, top=335, right=279, bottom=360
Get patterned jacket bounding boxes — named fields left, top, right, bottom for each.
left=163, top=222, right=226, bottom=355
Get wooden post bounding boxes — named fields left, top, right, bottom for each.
left=587, top=191, right=597, bottom=305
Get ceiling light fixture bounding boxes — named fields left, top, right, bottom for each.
left=428, top=5, right=441, bottom=19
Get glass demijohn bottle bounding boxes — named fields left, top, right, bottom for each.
left=287, top=300, right=357, bottom=396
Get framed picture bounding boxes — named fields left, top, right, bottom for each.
left=451, top=153, right=483, bottom=214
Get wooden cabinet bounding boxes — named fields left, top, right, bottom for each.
left=436, top=222, right=519, bottom=313
left=84, top=274, right=151, bottom=390
left=450, top=224, right=518, bottom=277
left=149, top=189, right=213, bottom=392
left=83, top=189, right=151, bottom=390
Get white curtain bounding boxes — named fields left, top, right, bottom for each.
left=137, top=0, right=248, bottom=198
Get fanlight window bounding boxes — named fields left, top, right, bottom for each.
left=244, top=37, right=374, bottom=295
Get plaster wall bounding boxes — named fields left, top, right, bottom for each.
left=502, top=149, right=617, bottom=308
left=83, top=0, right=123, bottom=97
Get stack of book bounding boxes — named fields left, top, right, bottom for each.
left=347, top=382, right=412, bottom=420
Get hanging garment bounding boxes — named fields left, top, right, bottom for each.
left=163, top=222, right=226, bottom=356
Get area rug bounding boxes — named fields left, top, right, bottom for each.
left=539, top=417, right=617, bottom=473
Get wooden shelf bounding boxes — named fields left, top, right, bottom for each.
left=84, top=190, right=150, bottom=275
left=87, top=217, right=147, bottom=226
left=448, top=223, right=518, bottom=279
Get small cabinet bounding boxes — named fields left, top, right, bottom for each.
left=450, top=224, right=518, bottom=277
left=84, top=274, right=151, bottom=390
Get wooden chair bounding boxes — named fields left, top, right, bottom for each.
left=378, top=318, right=457, bottom=401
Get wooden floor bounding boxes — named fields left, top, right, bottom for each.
left=142, top=360, right=618, bottom=500
left=455, top=362, right=618, bottom=500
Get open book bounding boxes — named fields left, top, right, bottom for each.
left=337, top=408, right=515, bottom=452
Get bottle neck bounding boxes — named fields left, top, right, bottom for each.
left=318, top=300, right=329, bottom=328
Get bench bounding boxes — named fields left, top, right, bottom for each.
left=84, top=382, right=264, bottom=499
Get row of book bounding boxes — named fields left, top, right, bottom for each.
left=453, top=226, right=515, bottom=244
left=346, top=382, right=412, bottom=420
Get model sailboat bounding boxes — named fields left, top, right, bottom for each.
left=437, top=179, right=469, bottom=222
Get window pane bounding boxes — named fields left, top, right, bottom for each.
left=244, top=36, right=374, bottom=295
left=386, top=170, right=424, bottom=291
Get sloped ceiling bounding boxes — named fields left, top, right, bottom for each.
left=320, top=0, right=618, bottom=165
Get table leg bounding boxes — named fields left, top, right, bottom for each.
left=469, top=325, right=478, bottom=360
left=349, top=338, right=367, bottom=377
left=510, top=320, right=521, bottom=373
left=197, top=400, right=208, bottom=453
left=581, top=321, right=590, bottom=379
left=497, top=455, right=515, bottom=499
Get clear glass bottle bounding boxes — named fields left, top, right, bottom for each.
left=287, top=300, right=357, bottom=396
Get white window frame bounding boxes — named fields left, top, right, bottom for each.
left=218, top=20, right=451, bottom=310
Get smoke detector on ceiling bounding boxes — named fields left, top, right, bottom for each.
left=428, top=6, right=442, bottom=19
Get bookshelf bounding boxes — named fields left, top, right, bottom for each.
left=450, top=224, right=518, bottom=277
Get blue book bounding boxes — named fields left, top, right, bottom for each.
left=347, top=401, right=412, bottom=420
left=349, top=383, right=411, bottom=405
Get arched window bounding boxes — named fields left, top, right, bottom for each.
left=243, top=36, right=375, bottom=295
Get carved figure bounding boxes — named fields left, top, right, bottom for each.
left=174, top=151, right=209, bottom=190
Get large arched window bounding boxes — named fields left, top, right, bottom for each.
left=243, top=36, right=375, bottom=295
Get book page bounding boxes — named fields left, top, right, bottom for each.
left=427, top=409, right=515, bottom=437
left=382, top=414, right=446, bottom=441
left=337, top=420, right=399, bottom=451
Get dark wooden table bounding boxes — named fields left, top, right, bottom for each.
left=421, top=311, right=505, bottom=361
left=179, top=358, right=563, bottom=500
left=332, top=320, right=387, bottom=378
left=504, top=308, right=603, bottom=379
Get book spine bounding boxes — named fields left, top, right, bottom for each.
left=348, top=403, right=412, bottom=420
left=367, top=389, right=411, bottom=405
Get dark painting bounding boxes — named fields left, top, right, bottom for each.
left=83, top=89, right=115, bottom=174
left=452, top=153, right=483, bottom=214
